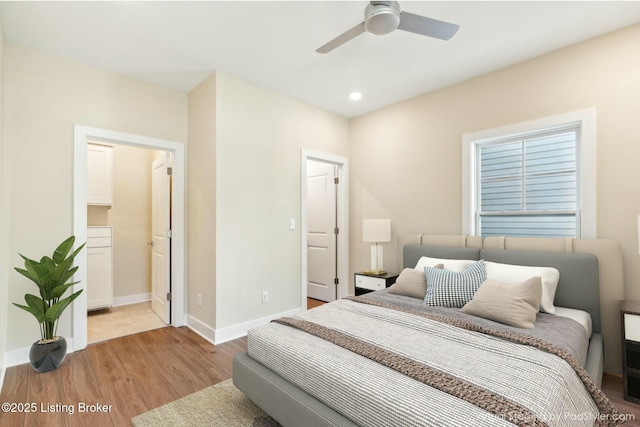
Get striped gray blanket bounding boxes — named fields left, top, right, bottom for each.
left=248, top=298, right=623, bottom=426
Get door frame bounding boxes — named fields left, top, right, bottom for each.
left=300, top=149, right=348, bottom=309
left=73, top=125, right=185, bottom=351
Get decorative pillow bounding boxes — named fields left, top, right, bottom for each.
left=414, top=256, right=476, bottom=273
left=461, top=277, right=542, bottom=329
left=484, top=261, right=559, bottom=314
left=388, top=265, right=443, bottom=299
left=424, top=260, right=487, bottom=308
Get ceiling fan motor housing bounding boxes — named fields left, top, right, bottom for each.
left=365, top=1, right=401, bottom=35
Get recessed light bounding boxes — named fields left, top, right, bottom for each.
left=349, top=92, right=362, bottom=101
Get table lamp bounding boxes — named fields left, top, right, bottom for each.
left=363, top=219, right=391, bottom=275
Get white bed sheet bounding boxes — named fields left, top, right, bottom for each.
left=555, top=306, right=592, bottom=337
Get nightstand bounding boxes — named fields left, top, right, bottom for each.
left=621, top=300, right=640, bottom=403
left=354, top=272, right=398, bottom=296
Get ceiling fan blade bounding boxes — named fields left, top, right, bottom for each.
left=316, top=22, right=366, bottom=54
left=398, top=11, right=459, bottom=40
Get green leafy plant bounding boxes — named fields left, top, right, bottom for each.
left=13, top=236, right=86, bottom=342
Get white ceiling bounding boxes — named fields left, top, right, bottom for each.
left=1, top=1, right=640, bottom=118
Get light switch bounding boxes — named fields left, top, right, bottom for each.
left=289, top=219, right=296, bottom=230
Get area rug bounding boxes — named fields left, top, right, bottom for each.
left=131, top=379, right=280, bottom=427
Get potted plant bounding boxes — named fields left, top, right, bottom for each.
left=13, top=236, right=85, bottom=373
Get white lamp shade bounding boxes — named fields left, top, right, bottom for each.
left=363, top=219, right=391, bottom=243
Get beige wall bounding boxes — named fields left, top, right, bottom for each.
left=185, top=71, right=349, bottom=333
left=88, top=144, right=154, bottom=300
left=215, top=72, right=350, bottom=329
left=3, top=43, right=187, bottom=353
left=351, top=23, right=640, bottom=278
left=350, top=24, right=640, bottom=373
left=187, top=73, right=217, bottom=328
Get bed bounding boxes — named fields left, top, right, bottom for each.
left=233, top=244, right=622, bottom=426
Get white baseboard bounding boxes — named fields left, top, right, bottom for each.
left=185, top=314, right=216, bottom=344
left=113, top=293, right=151, bottom=307
left=186, top=307, right=303, bottom=346
left=6, top=337, right=75, bottom=368
left=213, top=307, right=302, bottom=344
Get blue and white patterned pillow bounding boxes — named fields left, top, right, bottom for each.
left=424, top=260, right=487, bottom=308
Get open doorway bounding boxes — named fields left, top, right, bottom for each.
left=85, top=143, right=171, bottom=343
left=73, top=126, right=185, bottom=352
left=301, top=150, right=349, bottom=310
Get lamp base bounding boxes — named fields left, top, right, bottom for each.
left=363, top=269, right=387, bottom=276
left=370, top=245, right=384, bottom=274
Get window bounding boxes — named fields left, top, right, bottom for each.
left=462, top=109, right=596, bottom=239
left=477, top=127, right=578, bottom=237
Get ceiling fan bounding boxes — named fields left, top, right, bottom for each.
left=316, top=1, right=459, bottom=54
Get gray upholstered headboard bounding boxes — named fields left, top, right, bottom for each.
left=403, top=244, right=601, bottom=333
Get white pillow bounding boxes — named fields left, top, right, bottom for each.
left=484, top=261, right=559, bottom=314
left=414, top=256, right=476, bottom=272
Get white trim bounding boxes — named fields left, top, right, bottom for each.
left=186, top=307, right=302, bottom=346
left=218, top=308, right=301, bottom=345
left=461, top=136, right=475, bottom=236
left=0, top=366, right=5, bottom=393
left=6, top=338, right=75, bottom=368
left=73, top=125, right=186, bottom=352
left=462, top=108, right=596, bottom=238
left=112, top=292, right=151, bottom=307
left=300, top=149, right=349, bottom=309
left=0, top=147, right=7, bottom=393
left=579, top=109, right=597, bottom=239
left=185, top=314, right=216, bottom=344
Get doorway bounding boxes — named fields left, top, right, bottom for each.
left=301, top=150, right=348, bottom=309
left=85, top=144, right=171, bottom=343
left=73, top=126, right=185, bottom=352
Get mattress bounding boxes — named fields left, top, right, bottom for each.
left=247, top=294, right=619, bottom=426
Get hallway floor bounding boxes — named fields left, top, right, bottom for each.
left=88, top=301, right=167, bottom=344
left=307, top=298, right=327, bottom=309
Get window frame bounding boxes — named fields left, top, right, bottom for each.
left=462, top=108, right=596, bottom=239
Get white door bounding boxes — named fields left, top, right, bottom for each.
left=306, top=160, right=338, bottom=302
left=151, top=153, right=171, bottom=324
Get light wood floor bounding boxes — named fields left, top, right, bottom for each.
left=0, top=327, right=245, bottom=427
left=307, top=297, right=327, bottom=309
left=88, top=301, right=166, bottom=344
left=601, top=375, right=640, bottom=426
left=1, top=325, right=639, bottom=426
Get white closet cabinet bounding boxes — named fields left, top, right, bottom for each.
left=87, top=226, right=113, bottom=310
left=87, top=143, right=113, bottom=206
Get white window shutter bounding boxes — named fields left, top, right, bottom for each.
left=477, top=127, right=579, bottom=238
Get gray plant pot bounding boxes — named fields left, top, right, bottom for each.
left=29, top=336, right=67, bottom=373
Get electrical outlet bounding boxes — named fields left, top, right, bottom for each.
left=262, top=291, right=269, bottom=303
left=197, top=294, right=202, bottom=306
